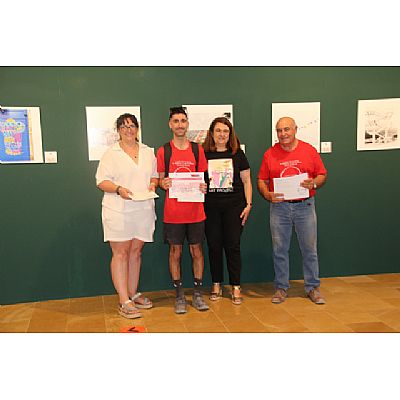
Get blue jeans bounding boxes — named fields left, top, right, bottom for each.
left=269, top=197, right=320, bottom=293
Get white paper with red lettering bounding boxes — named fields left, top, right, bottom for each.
left=169, top=172, right=204, bottom=202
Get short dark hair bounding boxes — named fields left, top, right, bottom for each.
left=169, top=106, right=187, bottom=119
left=116, top=113, right=139, bottom=130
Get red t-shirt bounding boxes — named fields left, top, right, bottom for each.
left=258, top=140, right=327, bottom=198
left=157, top=140, right=207, bottom=223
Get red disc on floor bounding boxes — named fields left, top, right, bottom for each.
left=120, top=326, right=146, bottom=333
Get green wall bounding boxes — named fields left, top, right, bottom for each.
left=1, top=67, right=399, bottom=305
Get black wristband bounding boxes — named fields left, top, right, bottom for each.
left=116, top=185, right=121, bottom=195
left=247, top=203, right=252, bottom=206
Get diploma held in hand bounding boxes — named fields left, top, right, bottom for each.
left=129, top=191, right=159, bottom=201
left=169, top=172, right=205, bottom=202
left=273, top=173, right=309, bottom=200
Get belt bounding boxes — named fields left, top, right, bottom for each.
left=286, top=198, right=310, bottom=203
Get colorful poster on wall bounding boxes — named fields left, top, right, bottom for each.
left=86, top=106, right=141, bottom=161
left=357, top=98, right=400, bottom=151
left=0, top=107, right=44, bottom=163
left=272, top=102, right=320, bottom=152
left=183, top=104, right=233, bottom=144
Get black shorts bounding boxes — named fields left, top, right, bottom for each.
left=163, top=221, right=205, bottom=245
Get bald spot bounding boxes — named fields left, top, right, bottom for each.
left=276, top=117, right=296, bottom=129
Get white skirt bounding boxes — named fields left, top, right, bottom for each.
left=102, top=207, right=156, bottom=242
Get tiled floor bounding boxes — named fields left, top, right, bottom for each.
left=1, top=273, right=400, bottom=333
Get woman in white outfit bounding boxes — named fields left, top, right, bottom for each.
left=96, top=113, right=158, bottom=319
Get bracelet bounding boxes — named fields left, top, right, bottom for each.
left=115, top=185, right=121, bottom=195
left=247, top=203, right=252, bottom=206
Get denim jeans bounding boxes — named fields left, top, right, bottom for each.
left=269, top=196, right=320, bottom=293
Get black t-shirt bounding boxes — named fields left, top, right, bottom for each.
left=204, top=149, right=250, bottom=206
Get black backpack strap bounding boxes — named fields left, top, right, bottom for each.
left=190, top=142, right=199, bottom=172
left=163, top=142, right=172, bottom=177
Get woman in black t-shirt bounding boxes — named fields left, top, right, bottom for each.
left=203, top=117, right=253, bottom=305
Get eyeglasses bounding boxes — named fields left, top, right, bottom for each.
left=120, top=124, right=137, bottom=131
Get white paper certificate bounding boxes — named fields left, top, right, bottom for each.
left=273, top=173, right=309, bottom=200
left=129, top=191, right=159, bottom=201
left=169, top=172, right=205, bottom=202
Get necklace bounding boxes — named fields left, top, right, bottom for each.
left=121, top=141, right=139, bottom=160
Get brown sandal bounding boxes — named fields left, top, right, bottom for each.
left=130, top=292, right=153, bottom=309
left=118, top=300, right=142, bottom=319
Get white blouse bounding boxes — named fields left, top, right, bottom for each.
left=96, top=142, right=158, bottom=213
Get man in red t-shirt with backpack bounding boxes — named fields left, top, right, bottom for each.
left=258, top=117, right=328, bottom=305
left=157, top=107, right=209, bottom=314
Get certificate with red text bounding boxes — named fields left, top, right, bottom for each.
left=169, top=172, right=204, bottom=202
